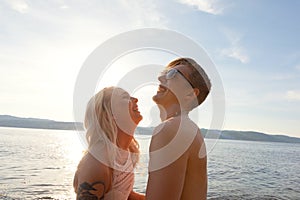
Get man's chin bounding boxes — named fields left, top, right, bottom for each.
left=152, top=92, right=164, bottom=103
left=152, top=95, right=160, bottom=104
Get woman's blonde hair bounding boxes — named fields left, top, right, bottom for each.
left=84, top=86, right=140, bottom=169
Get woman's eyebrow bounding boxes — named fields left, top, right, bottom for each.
left=121, top=92, right=130, bottom=97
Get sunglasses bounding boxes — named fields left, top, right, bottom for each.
left=161, top=68, right=195, bottom=88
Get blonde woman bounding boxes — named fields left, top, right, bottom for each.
left=73, top=87, right=145, bottom=200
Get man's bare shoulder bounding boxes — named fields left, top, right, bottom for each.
left=151, top=118, right=181, bottom=151
left=150, top=117, right=200, bottom=150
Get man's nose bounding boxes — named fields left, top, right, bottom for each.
left=158, top=74, right=167, bottom=83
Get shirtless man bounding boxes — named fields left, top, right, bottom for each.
left=146, top=58, right=211, bottom=200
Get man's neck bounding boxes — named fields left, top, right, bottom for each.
left=158, top=104, right=189, bottom=121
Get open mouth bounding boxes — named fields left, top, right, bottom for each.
left=157, top=84, right=168, bottom=93
left=132, top=106, right=140, bottom=112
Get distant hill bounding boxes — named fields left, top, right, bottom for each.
left=135, top=127, right=300, bottom=143
left=1, top=115, right=300, bottom=143
left=0, top=115, right=83, bottom=130
left=200, top=129, right=300, bottom=144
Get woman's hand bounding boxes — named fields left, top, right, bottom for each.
left=128, top=190, right=145, bottom=200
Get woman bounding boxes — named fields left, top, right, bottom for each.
left=73, top=87, right=145, bottom=200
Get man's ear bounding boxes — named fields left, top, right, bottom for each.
left=193, top=88, right=199, bottom=97
left=184, top=88, right=199, bottom=110
left=185, top=88, right=199, bottom=101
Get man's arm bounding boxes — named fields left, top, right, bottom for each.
left=146, top=154, right=188, bottom=199
left=146, top=122, right=189, bottom=200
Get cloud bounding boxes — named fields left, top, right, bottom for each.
left=178, top=0, right=224, bottom=15
left=5, top=0, right=29, bottom=13
left=286, top=90, right=300, bottom=101
left=119, top=0, right=167, bottom=27
left=59, top=5, right=69, bottom=10
left=221, top=46, right=249, bottom=63
left=220, top=28, right=249, bottom=63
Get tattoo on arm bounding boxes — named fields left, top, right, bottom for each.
left=77, top=181, right=105, bottom=200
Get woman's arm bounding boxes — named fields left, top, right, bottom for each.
left=73, top=171, right=78, bottom=193
left=74, top=153, right=111, bottom=200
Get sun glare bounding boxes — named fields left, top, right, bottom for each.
left=63, top=131, right=85, bottom=167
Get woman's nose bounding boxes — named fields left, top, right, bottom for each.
left=130, top=97, right=138, bottom=103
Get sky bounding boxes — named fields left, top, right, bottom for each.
left=0, top=0, right=299, bottom=137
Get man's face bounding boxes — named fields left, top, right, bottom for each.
left=153, top=65, right=194, bottom=108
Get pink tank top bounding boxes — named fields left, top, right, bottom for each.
left=105, top=153, right=134, bottom=200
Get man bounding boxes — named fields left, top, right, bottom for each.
left=146, top=58, right=211, bottom=200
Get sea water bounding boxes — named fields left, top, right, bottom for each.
left=0, top=127, right=299, bottom=200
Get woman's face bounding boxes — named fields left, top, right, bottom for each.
left=111, top=88, right=143, bottom=133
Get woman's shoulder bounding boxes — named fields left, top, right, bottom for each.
left=79, top=152, right=110, bottom=173
left=75, top=152, right=112, bottom=191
